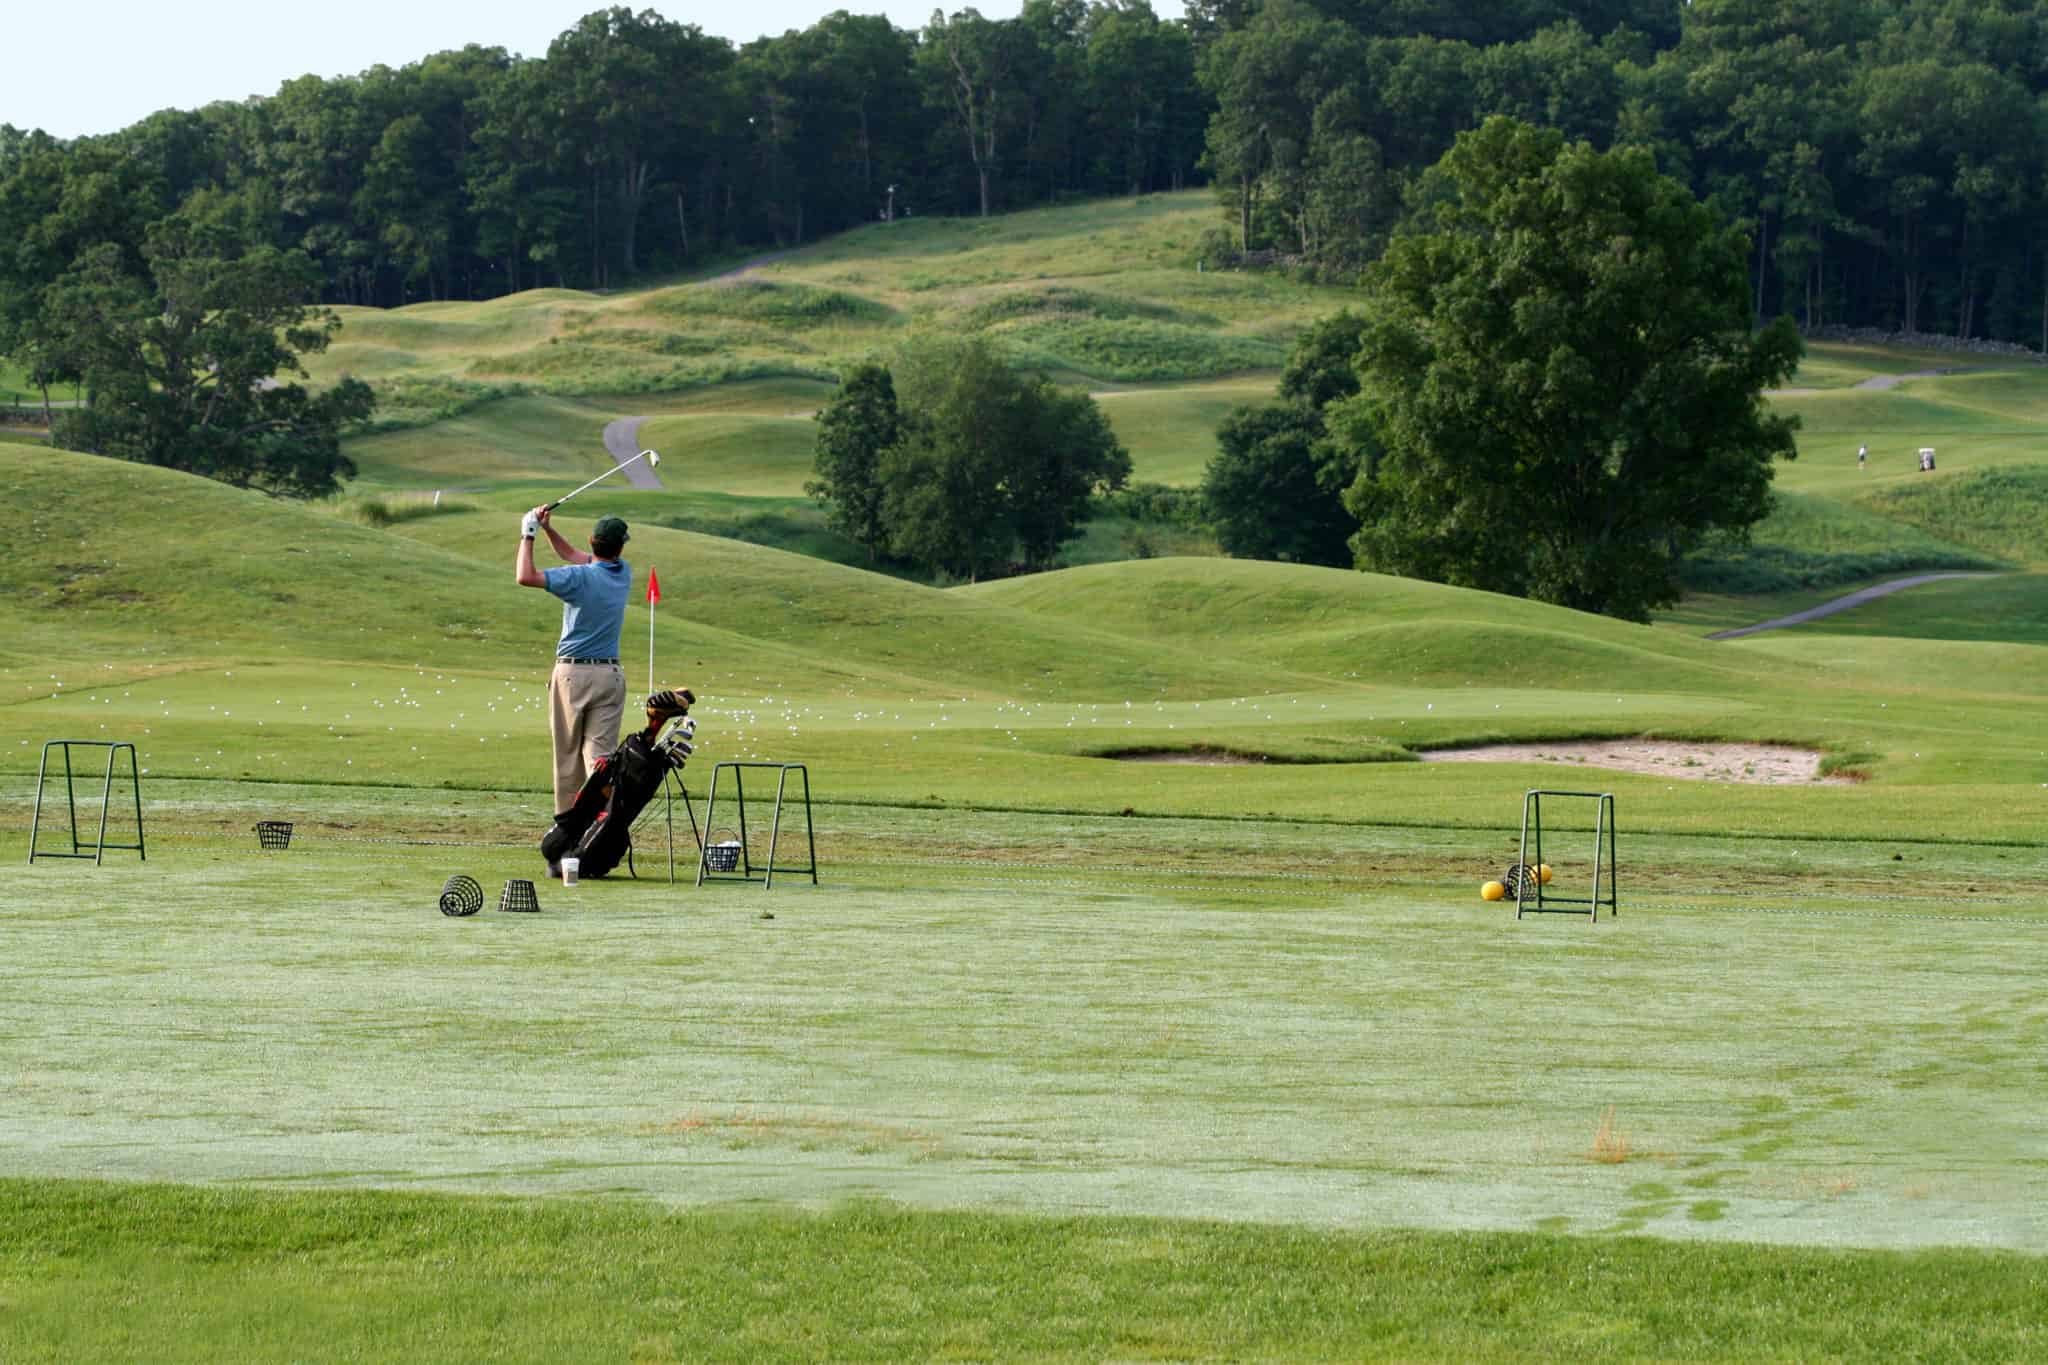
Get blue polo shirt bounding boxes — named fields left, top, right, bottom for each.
left=543, top=558, right=631, bottom=658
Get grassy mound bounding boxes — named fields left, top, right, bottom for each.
left=642, top=279, right=895, bottom=329
left=973, top=558, right=1776, bottom=695
left=0, top=446, right=560, bottom=666
left=294, top=192, right=1349, bottom=404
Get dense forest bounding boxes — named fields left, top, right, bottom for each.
left=7, top=0, right=2048, bottom=344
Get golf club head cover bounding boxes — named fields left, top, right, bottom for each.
left=644, top=687, right=694, bottom=730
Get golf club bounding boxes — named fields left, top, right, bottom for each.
left=545, top=448, right=661, bottom=512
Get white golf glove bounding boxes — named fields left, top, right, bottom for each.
left=521, top=511, right=540, bottom=539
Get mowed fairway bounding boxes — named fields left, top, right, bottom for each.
left=0, top=802, right=2041, bottom=1244
left=7, top=195, right=2048, bottom=1354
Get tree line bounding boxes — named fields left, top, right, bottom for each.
left=12, top=0, right=2048, bottom=513
left=12, top=0, right=2048, bottom=364
left=1, top=3, right=1205, bottom=316
left=1200, top=0, right=2048, bottom=345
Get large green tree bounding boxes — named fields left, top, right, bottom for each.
left=807, top=361, right=900, bottom=561
left=884, top=337, right=1129, bottom=579
left=1338, top=116, right=1801, bottom=621
left=1202, top=310, right=1370, bottom=565
left=45, top=191, right=373, bottom=498
left=811, top=338, right=1129, bottom=580
left=1204, top=403, right=1359, bottom=565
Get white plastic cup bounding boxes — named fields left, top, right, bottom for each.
left=561, top=857, right=579, bottom=887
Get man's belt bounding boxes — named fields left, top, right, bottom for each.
left=558, top=656, right=619, bottom=665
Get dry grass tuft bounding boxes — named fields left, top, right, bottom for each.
left=1590, top=1106, right=1632, bottom=1164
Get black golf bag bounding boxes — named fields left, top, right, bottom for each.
left=541, top=690, right=694, bottom=879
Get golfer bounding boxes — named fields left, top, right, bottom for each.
left=516, top=506, right=632, bottom=812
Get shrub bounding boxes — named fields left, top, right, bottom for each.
left=1095, top=482, right=1208, bottom=531
left=338, top=493, right=476, bottom=527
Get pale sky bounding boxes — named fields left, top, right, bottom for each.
left=9, top=1, right=1133, bottom=141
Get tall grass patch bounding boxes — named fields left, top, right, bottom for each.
left=1861, top=464, right=2048, bottom=566
left=955, top=284, right=1213, bottom=329
left=1682, top=490, right=1998, bottom=593
left=361, top=377, right=528, bottom=431
left=565, top=321, right=817, bottom=357
left=997, top=316, right=1285, bottom=382
left=646, top=279, right=894, bottom=329
left=466, top=345, right=834, bottom=394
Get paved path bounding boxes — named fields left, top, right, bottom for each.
left=1853, top=367, right=1978, bottom=391
left=1705, top=573, right=1999, bottom=640
left=1766, top=364, right=1987, bottom=399
left=599, top=416, right=666, bottom=490
left=1719, top=362, right=2003, bottom=636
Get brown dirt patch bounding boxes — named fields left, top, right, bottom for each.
left=1419, top=739, right=1848, bottom=785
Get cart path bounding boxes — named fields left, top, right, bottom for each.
left=1766, top=364, right=1988, bottom=398
left=1705, top=572, right=2000, bottom=639
left=1853, top=365, right=1991, bottom=390
left=598, top=416, right=666, bottom=490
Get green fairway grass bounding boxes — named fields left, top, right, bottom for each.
left=3, top=807, right=2044, bottom=1248
left=1732, top=570, right=2048, bottom=644
left=1093, top=376, right=1277, bottom=485
left=0, top=358, right=80, bottom=405
left=5, top=1183, right=2041, bottom=1362
left=6, top=446, right=2048, bottom=837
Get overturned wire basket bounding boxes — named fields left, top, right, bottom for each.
left=704, top=830, right=743, bottom=874
left=255, top=820, right=294, bottom=851
left=439, top=875, right=483, bottom=918
left=497, top=878, right=542, bottom=914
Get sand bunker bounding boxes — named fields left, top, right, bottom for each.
left=1112, top=740, right=1843, bottom=783
left=1420, top=739, right=1846, bottom=784
left=1112, top=749, right=1268, bottom=765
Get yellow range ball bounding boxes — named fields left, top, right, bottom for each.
left=1481, top=880, right=1506, bottom=902
left=1538, top=864, right=1553, bottom=884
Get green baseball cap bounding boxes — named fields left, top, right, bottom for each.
left=591, top=515, right=629, bottom=545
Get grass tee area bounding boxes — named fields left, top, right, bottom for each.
left=5, top=198, right=2048, bottom=1357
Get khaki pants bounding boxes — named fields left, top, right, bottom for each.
left=548, top=660, right=626, bottom=813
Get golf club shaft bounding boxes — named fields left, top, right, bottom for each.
left=546, top=449, right=657, bottom=511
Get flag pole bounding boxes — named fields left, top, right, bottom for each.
left=646, top=566, right=660, bottom=690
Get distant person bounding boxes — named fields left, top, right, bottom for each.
left=1857, top=443, right=1867, bottom=469
left=516, top=507, right=633, bottom=813
left=1919, top=448, right=1936, bottom=471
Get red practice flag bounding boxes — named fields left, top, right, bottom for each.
left=646, top=567, right=661, bottom=605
